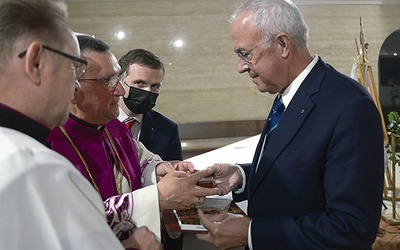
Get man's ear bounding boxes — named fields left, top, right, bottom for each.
left=276, top=33, right=290, bottom=59
left=23, top=42, right=44, bottom=86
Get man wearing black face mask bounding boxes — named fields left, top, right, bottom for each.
left=123, top=86, right=159, bottom=115
left=118, top=49, right=184, bottom=250
left=118, top=49, right=183, bottom=162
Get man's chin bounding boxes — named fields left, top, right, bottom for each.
left=255, top=83, right=279, bottom=95
left=256, top=85, right=269, bottom=93
left=52, top=112, right=69, bottom=130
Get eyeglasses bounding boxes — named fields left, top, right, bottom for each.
left=119, top=71, right=127, bottom=83
left=18, top=45, right=87, bottom=79
left=79, top=74, right=121, bottom=91
left=236, top=34, right=277, bottom=64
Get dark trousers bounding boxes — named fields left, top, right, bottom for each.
left=163, top=232, right=183, bottom=250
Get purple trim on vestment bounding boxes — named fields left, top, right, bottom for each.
left=47, top=117, right=142, bottom=200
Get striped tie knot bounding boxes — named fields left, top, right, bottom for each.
left=124, top=118, right=136, bottom=130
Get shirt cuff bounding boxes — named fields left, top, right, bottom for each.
left=233, top=164, right=246, bottom=194
left=248, top=219, right=253, bottom=250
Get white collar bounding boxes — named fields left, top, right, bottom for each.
left=281, top=55, right=319, bottom=108
left=118, top=107, right=143, bottom=124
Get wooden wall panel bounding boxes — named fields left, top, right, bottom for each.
left=65, top=1, right=400, bottom=123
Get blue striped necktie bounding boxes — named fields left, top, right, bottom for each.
left=265, top=96, right=285, bottom=142
left=255, top=95, right=285, bottom=171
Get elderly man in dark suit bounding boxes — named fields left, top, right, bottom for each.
left=196, top=0, right=384, bottom=249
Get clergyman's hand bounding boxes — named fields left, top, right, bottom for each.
left=170, top=160, right=195, bottom=173
left=156, top=161, right=195, bottom=178
left=121, top=226, right=161, bottom=250
left=157, top=170, right=221, bottom=211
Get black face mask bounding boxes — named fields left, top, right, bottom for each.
left=123, top=85, right=159, bottom=114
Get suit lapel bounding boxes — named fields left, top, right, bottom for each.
left=250, top=93, right=315, bottom=194
left=249, top=57, right=328, bottom=196
left=248, top=97, right=277, bottom=188
left=140, top=111, right=157, bottom=148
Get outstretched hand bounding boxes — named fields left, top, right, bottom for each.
left=170, top=160, right=195, bottom=173
left=157, top=170, right=221, bottom=211
left=121, top=226, right=161, bottom=250
left=196, top=209, right=250, bottom=250
left=156, top=161, right=195, bottom=177
left=205, top=163, right=243, bottom=195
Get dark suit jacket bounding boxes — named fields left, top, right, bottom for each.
left=234, top=57, right=384, bottom=249
left=139, top=110, right=183, bottom=161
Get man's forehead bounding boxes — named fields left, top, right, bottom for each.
left=83, top=51, right=120, bottom=75
left=231, top=15, right=261, bottom=50
left=65, top=28, right=81, bottom=57
left=128, top=63, right=163, bottom=76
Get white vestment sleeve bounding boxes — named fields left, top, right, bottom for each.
left=131, top=185, right=161, bottom=240
left=106, top=140, right=164, bottom=241
left=131, top=140, right=163, bottom=239
left=0, top=128, right=124, bottom=250
left=105, top=185, right=162, bottom=241
left=134, top=139, right=162, bottom=186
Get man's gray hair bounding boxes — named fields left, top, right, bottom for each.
left=0, top=0, right=68, bottom=69
left=230, top=0, right=309, bottom=48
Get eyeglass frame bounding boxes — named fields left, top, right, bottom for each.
left=235, top=34, right=278, bottom=64
left=79, top=74, right=122, bottom=91
left=18, top=45, right=88, bottom=79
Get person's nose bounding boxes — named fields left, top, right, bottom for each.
left=74, top=79, right=81, bottom=92
left=114, top=80, right=125, bottom=96
left=237, top=58, right=249, bottom=73
left=142, top=86, right=152, bottom=92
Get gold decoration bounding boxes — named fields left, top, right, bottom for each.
left=59, top=125, right=132, bottom=196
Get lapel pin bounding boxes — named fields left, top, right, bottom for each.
left=301, top=109, right=305, bottom=114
